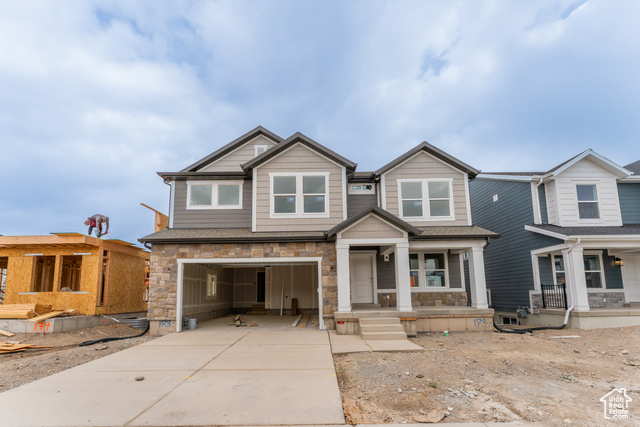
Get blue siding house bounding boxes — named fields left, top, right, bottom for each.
left=470, top=151, right=640, bottom=328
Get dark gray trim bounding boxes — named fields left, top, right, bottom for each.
left=326, top=205, right=422, bottom=238
left=241, top=132, right=357, bottom=171
left=374, top=141, right=480, bottom=178
left=158, top=172, right=248, bottom=181
left=181, top=126, right=283, bottom=172
left=527, top=223, right=640, bottom=237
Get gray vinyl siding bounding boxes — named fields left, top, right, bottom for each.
left=603, top=249, right=623, bottom=289
left=538, top=185, right=549, bottom=224
left=470, top=179, right=562, bottom=312
left=173, top=180, right=252, bottom=229
left=347, top=193, right=378, bottom=218
left=448, top=253, right=462, bottom=288
left=618, top=183, right=640, bottom=224
left=376, top=253, right=396, bottom=290
left=538, top=256, right=554, bottom=287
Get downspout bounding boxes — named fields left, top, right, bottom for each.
left=494, top=238, right=578, bottom=334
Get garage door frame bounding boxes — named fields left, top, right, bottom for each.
left=176, top=257, right=324, bottom=332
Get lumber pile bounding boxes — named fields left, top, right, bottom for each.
left=0, top=304, right=52, bottom=319
left=27, top=309, right=75, bottom=323
left=0, top=342, right=53, bottom=354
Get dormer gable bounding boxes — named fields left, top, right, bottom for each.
left=543, top=150, right=630, bottom=227
left=375, top=141, right=478, bottom=227
left=183, top=126, right=282, bottom=173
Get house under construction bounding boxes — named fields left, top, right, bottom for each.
left=0, top=233, right=149, bottom=315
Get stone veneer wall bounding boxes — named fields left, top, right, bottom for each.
left=378, top=291, right=468, bottom=307
left=588, top=291, right=626, bottom=308
left=148, top=242, right=337, bottom=326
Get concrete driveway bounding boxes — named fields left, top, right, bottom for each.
left=0, top=317, right=346, bottom=427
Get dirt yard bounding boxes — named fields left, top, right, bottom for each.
left=0, top=324, right=153, bottom=392
left=335, top=326, right=640, bottom=426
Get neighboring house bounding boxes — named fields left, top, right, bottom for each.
left=470, top=150, right=640, bottom=328
left=140, top=126, right=498, bottom=335
left=0, top=233, right=149, bottom=316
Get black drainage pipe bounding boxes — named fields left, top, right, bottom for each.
left=79, top=323, right=149, bottom=347
left=493, top=320, right=566, bottom=334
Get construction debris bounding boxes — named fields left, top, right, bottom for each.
left=0, top=304, right=52, bottom=319
left=0, top=329, right=15, bottom=337
left=297, top=315, right=310, bottom=328
left=226, top=315, right=258, bottom=327
left=27, top=309, right=76, bottom=323
left=0, top=342, right=53, bottom=354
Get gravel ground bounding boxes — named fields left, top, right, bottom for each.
left=334, top=326, right=640, bottom=426
left=0, top=324, right=154, bottom=392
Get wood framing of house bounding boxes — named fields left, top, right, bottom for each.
left=0, top=233, right=149, bottom=316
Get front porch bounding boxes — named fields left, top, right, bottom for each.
left=334, top=305, right=495, bottom=336
left=524, top=305, right=640, bottom=329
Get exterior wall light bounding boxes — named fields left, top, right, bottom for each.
left=614, top=257, right=624, bottom=267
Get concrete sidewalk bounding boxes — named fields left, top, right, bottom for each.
left=0, top=318, right=345, bottom=427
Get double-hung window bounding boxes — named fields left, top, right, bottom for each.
left=187, top=181, right=243, bottom=209
left=408, top=252, right=448, bottom=289
left=399, top=179, right=454, bottom=220
left=271, top=173, right=329, bottom=217
left=576, top=184, right=599, bottom=219
left=553, top=255, right=566, bottom=287
left=583, top=253, right=604, bottom=288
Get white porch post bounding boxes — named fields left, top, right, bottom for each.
left=394, top=242, right=412, bottom=311
left=563, top=247, right=590, bottom=311
left=336, top=243, right=351, bottom=312
left=468, top=247, right=489, bottom=309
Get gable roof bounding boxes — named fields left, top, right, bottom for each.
left=241, top=132, right=356, bottom=171
left=375, top=141, right=480, bottom=178
left=181, top=126, right=283, bottom=172
left=545, top=149, right=630, bottom=178
left=625, top=160, right=640, bottom=175
left=326, top=205, right=422, bottom=238
left=480, top=149, right=632, bottom=181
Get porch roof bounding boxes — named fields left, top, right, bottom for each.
left=526, top=224, right=640, bottom=239
left=326, top=205, right=422, bottom=238
left=139, top=228, right=327, bottom=244
left=414, top=225, right=499, bottom=239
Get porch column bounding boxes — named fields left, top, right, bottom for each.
left=394, top=242, right=412, bottom=311
left=468, top=247, right=489, bottom=309
left=336, top=244, right=351, bottom=312
left=563, top=247, right=590, bottom=311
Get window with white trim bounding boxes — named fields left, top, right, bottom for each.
left=398, top=179, right=454, bottom=220
left=254, top=145, right=268, bottom=156
left=349, top=184, right=375, bottom=194
left=187, top=181, right=243, bottom=209
left=576, top=184, right=599, bottom=219
left=408, top=252, right=448, bottom=289
left=553, top=255, right=566, bottom=287
left=271, top=173, right=329, bottom=217
left=583, top=253, right=604, bottom=288
left=207, top=273, right=216, bottom=296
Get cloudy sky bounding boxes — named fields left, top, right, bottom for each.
left=1, top=0, right=639, bottom=245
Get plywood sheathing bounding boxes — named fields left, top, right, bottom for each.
left=0, top=234, right=149, bottom=316
left=105, top=251, right=147, bottom=314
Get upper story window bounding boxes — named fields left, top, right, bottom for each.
left=349, top=184, right=375, bottom=194
left=398, top=179, right=454, bottom=220
left=254, top=145, right=268, bottom=157
left=576, top=184, right=599, bottom=219
left=270, top=173, right=329, bottom=217
left=187, top=181, right=243, bottom=210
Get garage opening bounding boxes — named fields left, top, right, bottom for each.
left=179, top=260, right=321, bottom=331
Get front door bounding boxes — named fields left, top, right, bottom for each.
left=350, top=254, right=374, bottom=304
left=622, top=256, right=640, bottom=302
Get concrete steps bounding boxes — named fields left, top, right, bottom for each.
left=359, top=317, right=407, bottom=341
